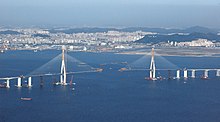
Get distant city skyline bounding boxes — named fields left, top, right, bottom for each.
left=0, top=0, right=220, bottom=28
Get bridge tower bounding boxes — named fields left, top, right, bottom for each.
left=149, top=48, right=157, bottom=80
left=60, top=46, right=67, bottom=85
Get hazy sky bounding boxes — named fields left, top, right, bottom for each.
left=0, top=0, right=220, bottom=28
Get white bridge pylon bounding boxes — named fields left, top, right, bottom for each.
left=149, top=48, right=157, bottom=80
left=59, top=46, right=67, bottom=85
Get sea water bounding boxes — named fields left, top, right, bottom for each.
left=0, top=50, right=220, bottom=122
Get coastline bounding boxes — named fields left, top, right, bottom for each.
left=116, top=47, right=220, bottom=57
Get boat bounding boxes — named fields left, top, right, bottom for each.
left=96, top=68, right=103, bottom=72
left=157, top=76, right=164, bottom=80
left=118, top=68, right=127, bottom=72
left=121, top=62, right=128, bottom=64
left=0, top=84, right=6, bottom=88
left=54, top=82, right=61, bottom=85
left=201, top=76, right=209, bottom=80
left=145, top=77, right=157, bottom=81
left=21, top=97, right=32, bottom=101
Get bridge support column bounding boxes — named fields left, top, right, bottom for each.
left=149, top=48, right=156, bottom=80
left=216, top=70, right=220, bottom=76
left=40, top=76, right=44, bottom=86
left=176, top=70, right=180, bottom=79
left=17, top=77, right=22, bottom=87
left=6, top=79, right=10, bottom=88
left=168, top=70, right=171, bottom=79
left=60, top=46, right=67, bottom=85
left=191, top=70, right=196, bottom=78
left=28, top=77, right=32, bottom=87
left=184, top=69, right=188, bottom=78
left=204, top=70, right=208, bottom=78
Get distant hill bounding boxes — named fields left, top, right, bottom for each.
left=183, top=26, right=218, bottom=34
left=49, top=26, right=219, bottom=34
left=32, top=34, right=50, bottom=38
left=49, top=27, right=118, bottom=34
left=136, top=33, right=220, bottom=44
left=119, top=27, right=181, bottom=33
left=49, top=27, right=177, bottom=34
left=0, top=30, right=22, bottom=35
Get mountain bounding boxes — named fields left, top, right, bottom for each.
left=48, top=27, right=179, bottom=34
left=32, top=34, right=50, bottom=38
left=119, top=27, right=181, bottom=33
left=183, top=26, right=218, bottom=34
left=49, top=27, right=118, bottom=34
left=0, top=30, right=22, bottom=35
left=49, top=26, right=219, bottom=34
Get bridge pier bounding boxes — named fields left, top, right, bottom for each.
left=17, top=77, right=22, bottom=87
left=40, top=76, right=44, bottom=87
left=191, top=70, right=196, bottom=78
left=216, top=70, right=220, bottom=76
left=6, top=79, right=10, bottom=88
left=184, top=69, right=188, bottom=78
left=168, top=70, right=171, bottom=79
left=176, top=70, right=180, bottom=79
left=204, top=70, right=209, bottom=78
left=28, top=77, right=32, bottom=87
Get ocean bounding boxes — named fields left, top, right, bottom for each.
left=1, top=50, right=220, bottom=122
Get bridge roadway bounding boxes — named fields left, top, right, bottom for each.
left=0, top=70, right=98, bottom=81
left=1, top=68, right=220, bottom=80
left=125, top=68, right=220, bottom=71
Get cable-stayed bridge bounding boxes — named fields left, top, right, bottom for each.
left=1, top=47, right=220, bottom=88
left=0, top=47, right=101, bottom=88
left=120, top=48, right=220, bottom=80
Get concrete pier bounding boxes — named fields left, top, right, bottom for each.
left=17, top=77, right=22, bottom=87
left=184, top=69, right=188, bottom=78
left=176, top=70, right=180, bottom=79
left=191, top=70, right=196, bottom=78
left=216, top=70, right=220, bottom=76
left=6, top=79, right=10, bottom=88
left=149, top=48, right=156, bottom=80
left=28, top=77, right=32, bottom=87
left=40, top=76, right=44, bottom=86
left=204, top=70, right=209, bottom=78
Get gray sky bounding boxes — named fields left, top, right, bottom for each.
left=0, top=0, right=220, bottom=28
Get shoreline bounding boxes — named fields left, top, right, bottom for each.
left=116, top=47, right=220, bottom=57
left=2, top=47, right=220, bottom=57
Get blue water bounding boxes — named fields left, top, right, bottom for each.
left=1, top=50, right=220, bottom=122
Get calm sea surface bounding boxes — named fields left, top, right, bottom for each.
left=1, top=50, right=220, bottom=122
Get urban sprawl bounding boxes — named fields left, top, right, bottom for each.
left=0, top=28, right=220, bottom=52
